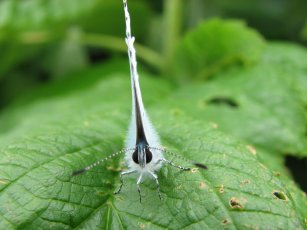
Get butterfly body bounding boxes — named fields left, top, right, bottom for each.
left=72, top=0, right=207, bottom=203
left=124, top=74, right=163, bottom=173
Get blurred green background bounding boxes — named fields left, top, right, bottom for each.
left=0, top=0, right=306, bottom=108
left=0, top=0, right=306, bottom=191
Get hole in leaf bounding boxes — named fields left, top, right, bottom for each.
left=285, top=155, right=307, bottom=193
left=229, top=197, right=244, bottom=209
left=207, top=97, right=239, bottom=108
left=221, top=219, right=230, bottom=225
left=273, top=191, right=288, bottom=201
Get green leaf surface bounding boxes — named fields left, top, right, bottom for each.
left=164, top=43, right=307, bottom=156
left=254, top=147, right=307, bottom=219
left=0, top=61, right=172, bottom=146
left=0, top=65, right=305, bottom=229
left=171, top=18, right=265, bottom=82
left=261, top=43, right=307, bottom=106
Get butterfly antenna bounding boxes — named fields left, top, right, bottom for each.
left=72, top=147, right=135, bottom=176
left=148, top=146, right=208, bottom=170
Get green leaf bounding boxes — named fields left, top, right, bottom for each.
left=171, top=18, right=265, bottom=82
left=261, top=43, right=307, bottom=105
left=0, top=64, right=305, bottom=229
left=254, top=147, right=307, bottom=219
left=0, top=61, right=172, bottom=145
left=164, top=43, right=307, bottom=156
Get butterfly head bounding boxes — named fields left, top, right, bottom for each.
left=132, top=142, right=152, bottom=168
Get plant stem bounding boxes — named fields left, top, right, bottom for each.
left=162, top=0, right=183, bottom=74
left=81, top=33, right=163, bottom=71
left=18, top=31, right=163, bottom=72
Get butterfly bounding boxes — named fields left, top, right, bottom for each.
left=72, top=0, right=207, bottom=203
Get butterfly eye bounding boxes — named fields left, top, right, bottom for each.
left=132, top=149, right=139, bottom=164
left=145, top=148, right=152, bottom=163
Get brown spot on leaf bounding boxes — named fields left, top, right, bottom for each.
left=219, top=184, right=225, bottom=193
left=274, top=171, right=281, bottom=176
left=199, top=182, right=206, bottom=189
left=191, top=168, right=198, bottom=173
left=221, top=219, right=230, bottom=225
left=229, top=197, right=245, bottom=209
left=241, top=179, right=250, bottom=186
left=138, top=223, right=146, bottom=230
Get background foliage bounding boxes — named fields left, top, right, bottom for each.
left=0, top=0, right=306, bottom=229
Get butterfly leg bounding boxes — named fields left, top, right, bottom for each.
left=114, top=169, right=137, bottom=195
left=149, top=171, right=162, bottom=200
left=137, top=173, right=144, bottom=203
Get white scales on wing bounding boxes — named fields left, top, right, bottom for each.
left=72, top=0, right=207, bottom=203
